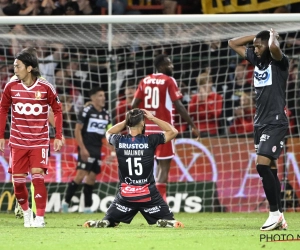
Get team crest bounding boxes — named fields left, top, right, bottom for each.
left=35, top=91, right=42, bottom=100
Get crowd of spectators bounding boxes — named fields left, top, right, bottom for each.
left=0, top=3, right=300, bottom=138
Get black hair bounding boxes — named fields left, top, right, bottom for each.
left=154, top=54, right=168, bottom=71
left=125, top=108, right=144, bottom=127
left=126, top=79, right=136, bottom=88
left=256, top=30, right=270, bottom=42
left=15, top=47, right=41, bottom=78
left=89, top=87, right=104, bottom=97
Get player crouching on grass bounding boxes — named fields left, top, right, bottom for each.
left=83, top=109, right=184, bottom=228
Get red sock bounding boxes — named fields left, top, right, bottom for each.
left=13, top=176, right=29, bottom=211
left=32, top=174, right=47, bottom=216
left=156, top=183, right=167, bottom=202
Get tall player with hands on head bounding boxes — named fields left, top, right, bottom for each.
left=228, top=29, right=289, bottom=231
left=131, top=54, right=200, bottom=201
left=0, top=47, right=63, bottom=228
left=83, top=108, right=184, bottom=228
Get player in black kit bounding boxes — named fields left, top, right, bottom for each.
left=229, top=29, right=289, bottom=231
left=83, top=108, right=184, bottom=228
left=62, top=87, right=111, bottom=213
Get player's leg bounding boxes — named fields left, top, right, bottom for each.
left=255, top=125, right=287, bottom=231
left=29, top=148, right=49, bottom=227
left=83, top=171, right=96, bottom=213
left=139, top=193, right=184, bottom=228
left=62, top=168, right=87, bottom=212
left=82, top=157, right=101, bottom=213
left=11, top=148, right=33, bottom=227
left=155, top=141, right=174, bottom=202
left=270, top=159, right=288, bottom=230
left=83, top=195, right=137, bottom=228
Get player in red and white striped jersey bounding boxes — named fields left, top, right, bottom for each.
left=0, top=48, right=63, bottom=228
left=132, top=54, right=200, bottom=201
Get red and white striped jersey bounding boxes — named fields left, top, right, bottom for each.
left=134, top=73, right=182, bottom=134
left=0, top=78, right=62, bottom=149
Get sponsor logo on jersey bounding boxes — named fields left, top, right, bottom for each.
left=260, top=134, right=270, bottom=142
left=253, top=65, right=272, bottom=87
left=143, top=76, right=165, bottom=85
left=119, top=143, right=149, bottom=149
left=35, top=91, right=42, bottom=100
left=15, top=102, right=43, bottom=116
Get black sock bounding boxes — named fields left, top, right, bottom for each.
left=83, top=184, right=94, bottom=207
left=271, top=168, right=283, bottom=213
left=64, top=180, right=79, bottom=204
left=256, top=164, right=278, bottom=212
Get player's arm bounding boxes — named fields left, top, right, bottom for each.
left=0, top=84, right=12, bottom=152
left=74, top=123, right=90, bottom=162
left=48, top=91, right=63, bottom=151
left=173, top=99, right=200, bottom=139
left=106, top=120, right=126, bottom=141
left=228, top=35, right=256, bottom=58
left=268, top=28, right=282, bottom=61
left=142, top=109, right=178, bottom=143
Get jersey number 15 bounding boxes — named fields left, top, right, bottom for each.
left=126, top=157, right=143, bottom=176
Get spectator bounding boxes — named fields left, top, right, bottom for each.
left=63, top=1, right=81, bottom=15
left=224, top=62, right=253, bottom=122
left=77, top=0, right=93, bottom=14
left=229, top=91, right=255, bottom=135
left=52, top=0, right=67, bottom=15
left=0, top=0, right=11, bottom=15
left=40, top=0, right=56, bottom=15
left=114, top=80, right=135, bottom=126
left=3, top=0, right=41, bottom=15
left=96, top=0, right=127, bottom=15
left=188, top=72, right=223, bottom=136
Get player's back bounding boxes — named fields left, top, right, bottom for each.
left=135, top=73, right=182, bottom=133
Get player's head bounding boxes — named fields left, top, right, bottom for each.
left=90, top=87, right=106, bottom=108
left=14, top=47, right=41, bottom=80
left=253, top=30, right=271, bottom=64
left=125, top=108, right=145, bottom=134
left=154, top=54, right=173, bottom=76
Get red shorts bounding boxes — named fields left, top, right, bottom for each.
left=155, top=140, right=175, bottom=160
left=8, top=147, right=49, bottom=175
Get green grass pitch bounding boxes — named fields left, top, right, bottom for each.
left=0, top=212, right=300, bottom=250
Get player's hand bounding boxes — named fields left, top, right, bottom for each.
left=54, top=139, right=63, bottom=151
left=269, top=28, right=279, bottom=40
left=80, top=148, right=90, bottom=162
left=0, top=139, right=5, bottom=152
left=142, top=109, right=155, bottom=121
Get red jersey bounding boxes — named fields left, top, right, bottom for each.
left=134, top=73, right=182, bottom=133
left=0, top=78, right=63, bottom=149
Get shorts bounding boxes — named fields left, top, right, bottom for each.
left=77, top=150, right=101, bottom=174
left=254, top=124, right=288, bottom=160
left=8, top=147, right=49, bottom=175
left=104, top=192, right=174, bottom=225
left=155, top=140, right=175, bottom=160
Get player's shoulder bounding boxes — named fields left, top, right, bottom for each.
left=37, top=78, right=56, bottom=91
left=82, top=104, right=93, bottom=113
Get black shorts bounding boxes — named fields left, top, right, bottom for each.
left=254, top=124, right=288, bottom=160
left=104, top=192, right=174, bottom=225
left=77, top=151, right=101, bottom=174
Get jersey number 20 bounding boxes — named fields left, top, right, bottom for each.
left=145, top=86, right=160, bottom=109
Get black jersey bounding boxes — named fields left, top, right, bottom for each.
left=77, top=104, right=111, bottom=155
left=108, top=133, right=165, bottom=201
left=246, top=48, right=289, bottom=126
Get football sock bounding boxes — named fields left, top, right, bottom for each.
left=271, top=168, right=283, bottom=213
left=156, top=183, right=167, bottom=202
left=256, top=164, right=278, bottom=212
left=64, top=180, right=79, bottom=204
left=83, top=184, right=93, bottom=207
left=13, top=176, right=29, bottom=211
left=32, top=174, right=47, bottom=217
